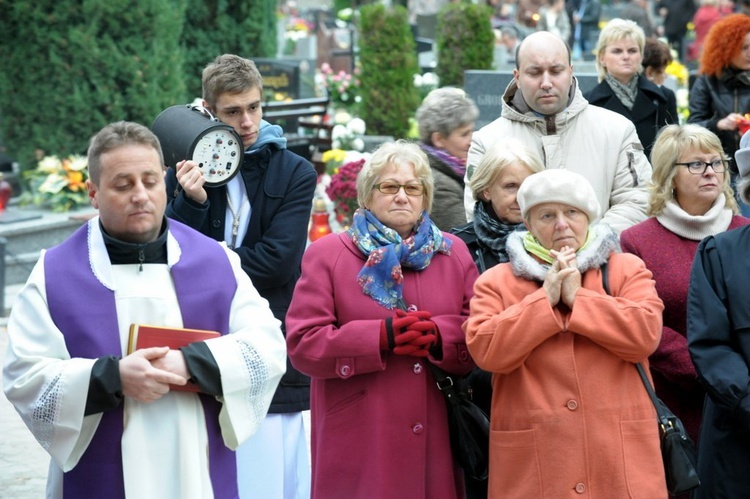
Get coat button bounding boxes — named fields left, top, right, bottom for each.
left=566, top=399, right=578, bottom=410
left=339, top=365, right=351, bottom=377
left=575, top=482, right=586, bottom=493
left=212, top=219, right=222, bottom=229
left=412, top=423, right=424, bottom=434
left=413, top=363, right=423, bottom=374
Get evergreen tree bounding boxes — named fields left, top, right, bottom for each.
left=0, top=0, right=188, bottom=169
left=182, top=0, right=278, bottom=100
left=436, top=3, right=494, bottom=87
left=358, top=4, right=420, bottom=139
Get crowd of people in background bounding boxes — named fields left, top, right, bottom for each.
left=7, top=1, right=750, bottom=497
left=485, top=0, right=747, bottom=66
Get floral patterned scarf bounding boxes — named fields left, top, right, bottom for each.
left=421, top=144, right=467, bottom=178
left=350, top=208, right=452, bottom=310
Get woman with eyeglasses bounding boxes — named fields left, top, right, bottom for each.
left=687, top=129, right=750, bottom=498
left=285, top=140, right=479, bottom=498
left=621, top=124, right=750, bottom=450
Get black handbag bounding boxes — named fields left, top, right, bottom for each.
left=636, top=363, right=701, bottom=495
left=428, top=362, right=490, bottom=481
left=601, top=262, right=700, bottom=495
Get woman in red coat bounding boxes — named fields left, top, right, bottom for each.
left=286, top=140, right=479, bottom=499
left=621, top=124, right=750, bottom=446
left=465, top=169, right=668, bottom=498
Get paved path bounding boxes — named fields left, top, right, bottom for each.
left=0, top=326, right=48, bottom=498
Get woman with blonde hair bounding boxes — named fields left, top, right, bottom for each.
left=687, top=129, right=750, bottom=497
left=286, top=140, right=478, bottom=498
left=585, top=18, right=676, bottom=159
left=451, top=138, right=543, bottom=499
left=452, top=138, right=543, bottom=272
left=621, top=124, right=750, bottom=449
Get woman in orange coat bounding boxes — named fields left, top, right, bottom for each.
left=464, top=169, right=668, bottom=498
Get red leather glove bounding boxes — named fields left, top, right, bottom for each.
left=379, top=310, right=420, bottom=350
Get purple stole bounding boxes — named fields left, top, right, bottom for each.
left=44, top=220, right=239, bottom=498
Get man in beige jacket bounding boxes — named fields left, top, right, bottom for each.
left=464, top=31, right=651, bottom=234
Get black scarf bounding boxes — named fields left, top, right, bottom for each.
left=472, top=201, right=524, bottom=264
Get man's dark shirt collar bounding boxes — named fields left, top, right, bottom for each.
left=100, top=218, right=168, bottom=266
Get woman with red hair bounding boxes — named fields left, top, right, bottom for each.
left=688, top=14, right=750, bottom=213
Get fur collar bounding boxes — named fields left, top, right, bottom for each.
left=506, top=223, right=619, bottom=282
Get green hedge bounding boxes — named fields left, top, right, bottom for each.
left=358, top=4, right=419, bottom=139
left=0, top=0, right=277, bottom=172
left=182, top=0, right=277, bottom=100
left=436, top=3, right=495, bottom=87
left=0, top=0, right=188, bottom=169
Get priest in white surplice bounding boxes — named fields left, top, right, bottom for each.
left=2, top=121, right=286, bottom=499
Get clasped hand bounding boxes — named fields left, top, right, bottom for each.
left=543, top=246, right=581, bottom=308
left=380, top=310, right=440, bottom=358
left=119, top=347, right=189, bottom=403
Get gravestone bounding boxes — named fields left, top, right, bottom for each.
left=254, top=58, right=317, bottom=101
left=464, top=70, right=601, bottom=129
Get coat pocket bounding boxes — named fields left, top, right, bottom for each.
left=489, top=428, right=543, bottom=497
left=620, top=419, right=668, bottom=498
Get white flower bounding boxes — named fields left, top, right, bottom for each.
left=67, top=156, right=88, bottom=172
left=351, top=138, right=365, bottom=152
left=343, top=150, right=368, bottom=163
left=333, top=110, right=352, bottom=125
left=332, top=139, right=342, bottom=150
left=422, top=72, right=439, bottom=87
left=414, top=74, right=423, bottom=86
left=38, top=173, right=67, bottom=194
left=38, top=156, right=62, bottom=173
left=347, top=118, right=366, bottom=135
left=676, top=88, right=689, bottom=109
left=332, top=124, right=349, bottom=141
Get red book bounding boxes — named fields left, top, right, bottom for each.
left=127, top=324, right=221, bottom=393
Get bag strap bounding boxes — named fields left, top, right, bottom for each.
left=600, top=261, right=671, bottom=428
left=427, top=362, right=462, bottom=406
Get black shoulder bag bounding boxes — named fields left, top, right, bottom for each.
left=427, top=362, right=490, bottom=481
left=601, top=262, right=700, bottom=495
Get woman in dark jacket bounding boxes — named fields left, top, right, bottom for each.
left=688, top=14, right=750, bottom=179
left=452, top=138, right=544, bottom=274
left=586, top=18, right=676, bottom=160
left=687, top=131, right=750, bottom=498
left=451, top=138, right=543, bottom=499
left=416, top=87, right=479, bottom=232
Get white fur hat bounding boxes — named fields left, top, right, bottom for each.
left=735, top=130, right=750, bottom=178
left=517, top=169, right=601, bottom=221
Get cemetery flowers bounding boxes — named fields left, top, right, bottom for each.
left=20, top=154, right=90, bottom=212
left=326, top=158, right=365, bottom=224
left=320, top=63, right=361, bottom=111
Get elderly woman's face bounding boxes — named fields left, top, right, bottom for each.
left=366, top=162, right=424, bottom=239
left=434, top=123, right=474, bottom=161
left=526, top=202, right=589, bottom=252
left=600, top=37, right=642, bottom=83
left=672, top=146, right=725, bottom=216
left=481, top=162, right=534, bottom=224
left=730, top=32, right=750, bottom=71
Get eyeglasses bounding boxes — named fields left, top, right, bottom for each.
left=674, top=159, right=729, bottom=175
left=373, top=181, right=425, bottom=196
